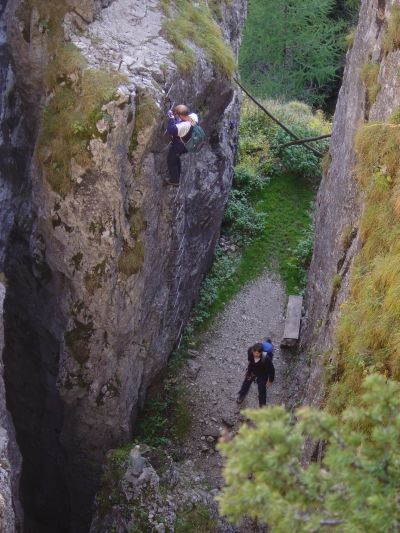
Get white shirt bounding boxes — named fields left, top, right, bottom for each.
left=176, top=113, right=199, bottom=138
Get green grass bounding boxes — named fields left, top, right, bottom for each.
left=175, top=504, right=217, bottom=533
left=197, top=174, right=314, bottom=327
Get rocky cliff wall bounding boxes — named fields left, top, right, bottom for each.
left=0, top=0, right=23, bottom=528
left=300, top=0, right=400, bottom=407
left=1, top=0, right=246, bottom=530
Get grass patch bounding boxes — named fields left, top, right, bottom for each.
left=129, top=93, right=161, bottom=158
left=175, top=504, right=217, bottom=533
left=118, top=242, right=144, bottom=277
left=84, top=259, right=107, bottom=294
left=16, top=0, right=69, bottom=45
left=38, top=60, right=126, bottom=196
left=162, top=0, right=236, bottom=76
left=344, top=26, right=356, bottom=49
left=197, top=175, right=314, bottom=328
left=327, top=122, right=400, bottom=412
left=360, top=61, right=381, bottom=111
left=20, top=1, right=128, bottom=196
left=383, top=4, right=400, bottom=54
left=134, top=381, right=192, bottom=448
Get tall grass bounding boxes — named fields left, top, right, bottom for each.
left=162, top=0, right=235, bottom=76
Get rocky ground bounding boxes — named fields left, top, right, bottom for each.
left=90, top=272, right=291, bottom=532
left=181, top=271, right=289, bottom=491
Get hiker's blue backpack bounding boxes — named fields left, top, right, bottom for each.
left=261, top=340, right=274, bottom=360
left=184, top=122, right=206, bottom=153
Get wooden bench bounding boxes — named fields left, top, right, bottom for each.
left=281, top=295, right=303, bottom=347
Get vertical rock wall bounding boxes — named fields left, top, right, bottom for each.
left=300, top=0, right=400, bottom=407
left=1, top=0, right=246, bottom=530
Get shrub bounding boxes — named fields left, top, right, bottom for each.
left=219, top=374, right=400, bottom=532
left=223, top=189, right=265, bottom=245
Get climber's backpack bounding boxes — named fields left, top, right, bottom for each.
left=182, top=121, right=206, bottom=153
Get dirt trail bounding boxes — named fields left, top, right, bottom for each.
left=181, top=271, right=289, bottom=488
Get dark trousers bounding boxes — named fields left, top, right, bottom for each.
left=167, top=142, right=187, bottom=183
left=239, top=374, right=267, bottom=407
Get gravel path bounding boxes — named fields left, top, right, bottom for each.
left=181, top=271, right=288, bottom=489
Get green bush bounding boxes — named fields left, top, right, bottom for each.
left=223, top=189, right=265, bottom=245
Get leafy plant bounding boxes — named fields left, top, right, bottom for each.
left=219, top=374, right=400, bottom=532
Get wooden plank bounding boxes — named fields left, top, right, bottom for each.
left=281, top=295, right=303, bottom=347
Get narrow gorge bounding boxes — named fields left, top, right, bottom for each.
left=0, top=0, right=400, bottom=532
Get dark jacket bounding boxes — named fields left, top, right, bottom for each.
left=247, top=352, right=275, bottom=382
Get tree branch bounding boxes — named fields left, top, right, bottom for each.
left=233, top=77, right=323, bottom=157
left=279, top=134, right=331, bottom=150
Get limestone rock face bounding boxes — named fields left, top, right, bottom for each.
left=300, top=0, right=400, bottom=408
left=2, top=0, right=246, bottom=529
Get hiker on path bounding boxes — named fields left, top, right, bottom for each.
left=237, top=343, right=275, bottom=407
left=166, top=104, right=199, bottom=186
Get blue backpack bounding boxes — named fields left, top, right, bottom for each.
left=261, top=340, right=274, bottom=360
left=184, top=122, right=206, bottom=153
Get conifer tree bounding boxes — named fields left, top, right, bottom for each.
left=240, top=0, right=345, bottom=104
left=219, top=375, right=400, bottom=532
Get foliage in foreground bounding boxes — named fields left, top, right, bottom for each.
left=219, top=374, right=400, bottom=532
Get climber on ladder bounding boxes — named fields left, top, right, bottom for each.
left=164, top=104, right=206, bottom=186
